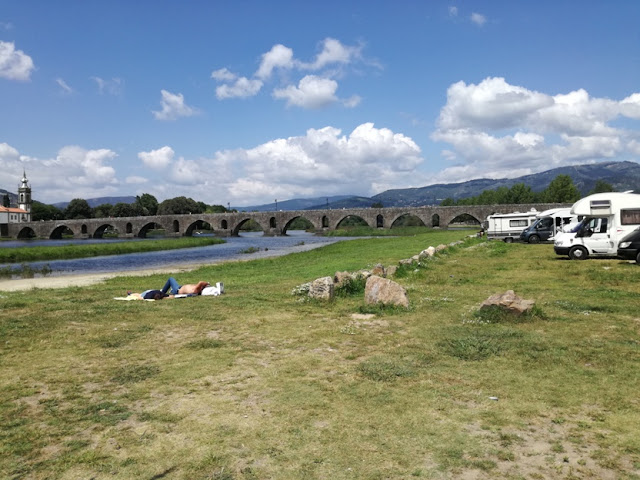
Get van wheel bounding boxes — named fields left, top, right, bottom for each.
left=569, top=246, right=588, bottom=260
left=636, top=251, right=640, bottom=264
left=528, top=235, right=540, bottom=244
left=504, top=237, right=514, bottom=243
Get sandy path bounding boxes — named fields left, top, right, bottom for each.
left=0, top=264, right=196, bottom=292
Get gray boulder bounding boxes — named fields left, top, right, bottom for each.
left=309, top=276, right=335, bottom=300
left=364, top=275, right=409, bottom=308
left=480, top=290, right=534, bottom=315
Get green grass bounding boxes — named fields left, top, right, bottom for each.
left=0, top=236, right=224, bottom=263
left=1, top=233, right=640, bottom=479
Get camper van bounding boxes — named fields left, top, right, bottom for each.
left=519, top=207, right=580, bottom=244
left=554, top=192, right=640, bottom=260
left=484, top=209, right=538, bottom=243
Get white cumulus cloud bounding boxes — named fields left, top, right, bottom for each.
left=0, top=40, right=34, bottom=81
left=272, top=75, right=338, bottom=109
left=256, top=44, right=294, bottom=79
left=216, top=76, right=263, bottom=99
left=0, top=144, right=121, bottom=202
left=152, top=90, right=199, bottom=120
left=138, top=146, right=175, bottom=169
left=431, top=77, right=640, bottom=183
left=299, top=38, right=362, bottom=71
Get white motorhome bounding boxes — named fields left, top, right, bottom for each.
left=519, top=207, right=581, bottom=243
left=554, top=192, right=640, bottom=260
left=484, top=209, right=538, bottom=243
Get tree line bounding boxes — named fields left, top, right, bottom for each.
left=439, top=176, right=613, bottom=206
left=30, top=194, right=231, bottom=221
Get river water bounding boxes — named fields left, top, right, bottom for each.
left=0, top=231, right=355, bottom=278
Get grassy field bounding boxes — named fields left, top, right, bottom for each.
left=1, top=230, right=639, bottom=479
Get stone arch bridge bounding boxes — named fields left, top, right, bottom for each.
left=6, top=203, right=570, bottom=239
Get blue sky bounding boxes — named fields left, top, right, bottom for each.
left=1, top=1, right=639, bottom=206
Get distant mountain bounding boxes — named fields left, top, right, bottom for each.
left=0, top=189, right=18, bottom=206
left=236, top=195, right=353, bottom=211
left=306, top=160, right=640, bottom=209
left=52, top=196, right=137, bottom=209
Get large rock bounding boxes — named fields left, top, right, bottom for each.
left=309, top=276, right=334, bottom=300
left=420, top=246, right=436, bottom=258
left=480, top=290, right=534, bottom=315
left=371, top=264, right=385, bottom=276
left=364, top=275, right=409, bottom=308
left=334, top=271, right=352, bottom=288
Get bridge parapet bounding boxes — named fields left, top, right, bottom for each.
left=5, top=203, right=571, bottom=240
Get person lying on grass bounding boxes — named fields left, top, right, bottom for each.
left=161, top=277, right=210, bottom=296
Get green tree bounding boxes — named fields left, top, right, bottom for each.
left=505, top=183, right=535, bottom=204
left=440, top=198, right=455, bottom=206
left=64, top=198, right=92, bottom=219
left=371, top=202, right=384, bottom=208
left=31, top=201, right=64, bottom=221
left=93, top=203, right=113, bottom=218
left=2, top=194, right=9, bottom=208
left=542, top=175, right=581, bottom=203
left=208, top=204, right=229, bottom=213
left=111, top=202, right=137, bottom=217
left=135, top=193, right=158, bottom=216
left=589, top=180, right=614, bottom=195
left=157, top=196, right=204, bottom=215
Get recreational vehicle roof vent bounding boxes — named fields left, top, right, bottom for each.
left=590, top=199, right=611, bottom=215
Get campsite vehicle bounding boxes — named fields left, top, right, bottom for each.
left=554, top=192, right=640, bottom=260
left=484, top=209, right=538, bottom=243
left=617, top=227, right=640, bottom=264
left=519, top=208, right=580, bottom=243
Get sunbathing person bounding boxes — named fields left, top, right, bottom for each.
left=127, top=289, right=170, bottom=300
left=161, top=277, right=210, bottom=296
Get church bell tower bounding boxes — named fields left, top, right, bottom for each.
left=18, top=170, right=32, bottom=221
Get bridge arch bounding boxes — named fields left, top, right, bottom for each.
left=282, top=215, right=319, bottom=235
left=17, top=226, right=36, bottom=239
left=233, top=217, right=265, bottom=236
left=376, top=214, right=383, bottom=228
left=448, top=213, right=482, bottom=227
left=390, top=213, right=426, bottom=228
left=184, top=218, right=213, bottom=236
left=137, top=222, right=160, bottom=238
left=221, top=219, right=228, bottom=230
left=335, top=214, right=370, bottom=229
left=432, top=214, right=440, bottom=227
left=126, top=222, right=133, bottom=234
left=50, top=224, right=75, bottom=239
left=92, top=223, right=118, bottom=238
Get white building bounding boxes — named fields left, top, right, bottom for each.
left=0, top=171, right=32, bottom=236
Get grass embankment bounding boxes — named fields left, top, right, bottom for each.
left=324, top=226, right=455, bottom=237
left=0, top=237, right=224, bottom=264
left=1, top=230, right=640, bottom=479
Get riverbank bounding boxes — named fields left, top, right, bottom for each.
left=0, top=238, right=345, bottom=291
left=0, top=264, right=195, bottom=291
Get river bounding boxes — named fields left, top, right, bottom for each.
left=0, top=231, right=355, bottom=278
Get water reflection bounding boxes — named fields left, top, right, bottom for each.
left=0, top=231, right=353, bottom=277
